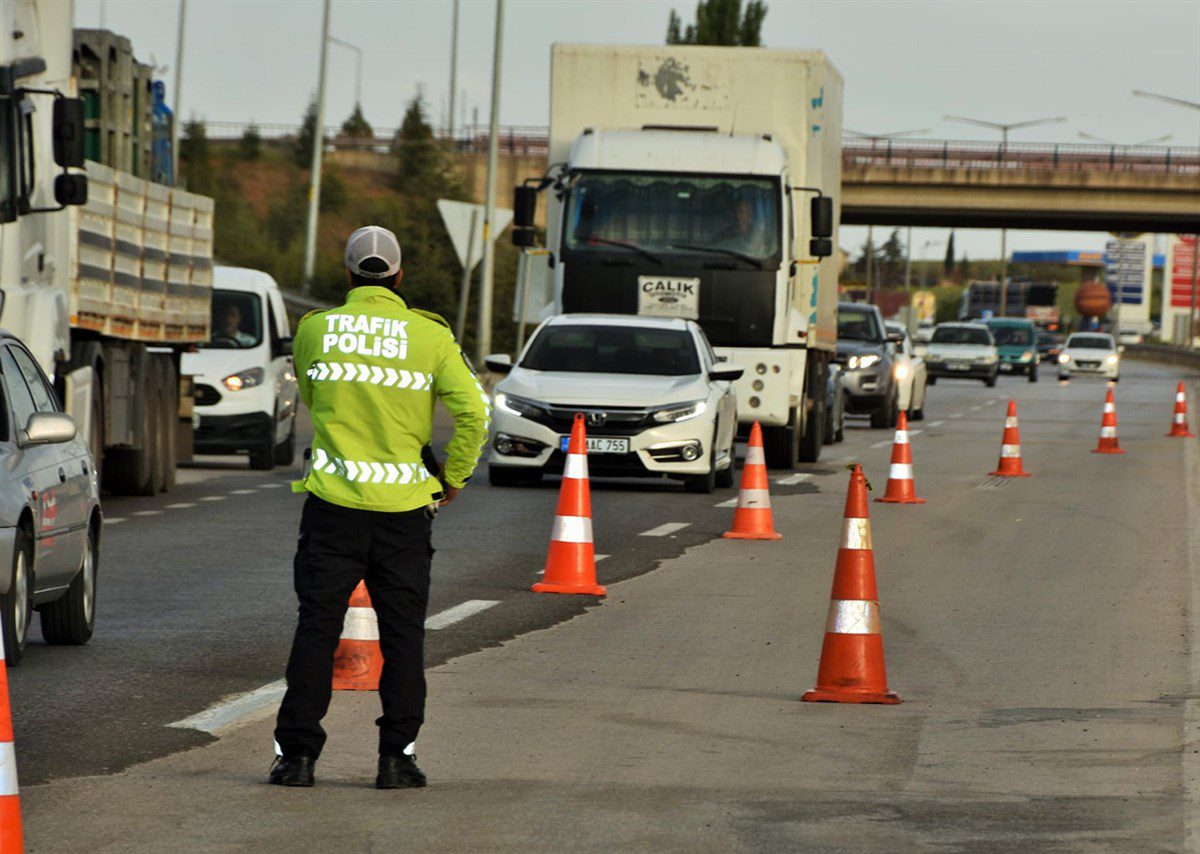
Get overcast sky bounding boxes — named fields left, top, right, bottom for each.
left=76, top=0, right=1200, bottom=261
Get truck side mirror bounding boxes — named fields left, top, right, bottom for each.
left=54, top=173, right=88, bottom=206
left=52, top=98, right=86, bottom=168
left=809, top=237, right=832, bottom=258
left=511, top=185, right=538, bottom=247
left=810, top=196, right=833, bottom=238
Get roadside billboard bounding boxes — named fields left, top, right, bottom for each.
left=1163, top=235, right=1198, bottom=344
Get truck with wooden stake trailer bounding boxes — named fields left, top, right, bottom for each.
left=0, top=0, right=216, bottom=494
left=511, top=44, right=843, bottom=468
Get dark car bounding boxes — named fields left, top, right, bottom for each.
left=835, top=302, right=902, bottom=428
left=1037, top=330, right=1063, bottom=364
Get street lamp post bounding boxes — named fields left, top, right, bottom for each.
left=448, top=0, right=459, bottom=142
left=476, top=0, right=504, bottom=363
left=327, top=36, right=363, bottom=111
left=301, top=0, right=332, bottom=293
left=943, top=114, right=1067, bottom=317
left=171, top=0, right=186, bottom=186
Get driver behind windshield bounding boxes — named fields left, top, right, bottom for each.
left=711, top=198, right=771, bottom=256
left=218, top=303, right=256, bottom=347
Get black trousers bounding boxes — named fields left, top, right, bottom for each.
left=274, top=495, right=433, bottom=759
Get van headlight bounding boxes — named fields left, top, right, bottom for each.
left=653, top=400, right=707, bottom=423
left=1020, top=350, right=1033, bottom=362
left=494, top=392, right=543, bottom=418
left=848, top=354, right=880, bottom=370
left=223, top=368, right=264, bottom=391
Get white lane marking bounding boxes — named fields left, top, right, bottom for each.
left=256, top=483, right=283, bottom=489
left=870, top=439, right=892, bottom=449
left=169, top=598, right=504, bottom=735
left=1183, top=420, right=1200, bottom=852
left=133, top=510, right=162, bottom=517
left=425, top=599, right=500, bottom=630
left=639, top=522, right=691, bottom=537
left=715, top=497, right=738, bottom=508
left=988, top=399, right=1001, bottom=405
left=908, top=428, right=923, bottom=436
left=229, top=489, right=257, bottom=495
left=595, top=554, right=610, bottom=562
left=200, top=496, right=226, bottom=502
left=830, top=455, right=854, bottom=464
left=949, top=413, right=963, bottom=418
left=969, top=405, right=984, bottom=411
left=928, top=420, right=945, bottom=427
left=105, top=517, right=126, bottom=525
left=167, top=502, right=196, bottom=509
left=776, top=473, right=812, bottom=485
left=168, top=679, right=287, bottom=735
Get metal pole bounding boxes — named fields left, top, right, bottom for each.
left=999, top=128, right=1008, bottom=318
left=1190, top=234, right=1199, bottom=348
left=448, top=0, right=459, bottom=142
left=515, top=249, right=531, bottom=353
left=302, top=0, right=332, bottom=293
left=355, top=50, right=362, bottom=109
left=476, top=0, right=504, bottom=363
left=864, top=224, right=874, bottom=301
left=455, top=209, right=479, bottom=343
left=171, top=0, right=186, bottom=185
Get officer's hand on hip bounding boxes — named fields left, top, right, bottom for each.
left=440, top=485, right=461, bottom=506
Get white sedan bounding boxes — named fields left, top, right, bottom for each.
left=1058, top=332, right=1122, bottom=381
left=484, top=314, right=742, bottom=493
left=885, top=322, right=928, bottom=420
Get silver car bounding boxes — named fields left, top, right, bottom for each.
left=0, top=333, right=101, bottom=664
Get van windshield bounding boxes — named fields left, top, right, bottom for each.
left=522, top=324, right=700, bottom=376
left=989, top=325, right=1034, bottom=346
left=204, top=291, right=263, bottom=349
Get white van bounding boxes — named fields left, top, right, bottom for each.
left=181, top=267, right=299, bottom=470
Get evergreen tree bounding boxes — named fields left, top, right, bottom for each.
left=295, top=97, right=322, bottom=169
left=238, top=123, right=262, bottom=160
left=664, top=0, right=768, bottom=46
left=341, top=104, right=373, bottom=139
left=943, top=231, right=955, bottom=278
left=179, top=118, right=214, bottom=194
left=960, top=252, right=971, bottom=282
left=880, top=228, right=904, bottom=286
left=394, top=89, right=440, bottom=192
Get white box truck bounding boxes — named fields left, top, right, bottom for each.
left=0, top=0, right=214, bottom=494
left=512, top=44, right=843, bottom=467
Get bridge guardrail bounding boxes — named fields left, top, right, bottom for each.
left=843, top=139, right=1200, bottom=175
left=1124, top=343, right=1200, bottom=370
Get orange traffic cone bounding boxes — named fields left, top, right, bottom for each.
left=723, top=421, right=782, bottom=540
left=1166, top=382, right=1195, bottom=438
left=876, top=411, right=925, bottom=504
left=0, top=633, right=23, bottom=851
left=332, top=582, right=383, bottom=691
left=989, top=401, right=1031, bottom=477
left=533, top=413, right=606, bottom=595
left=802, top=464, right=900, bottom=704
left=1092, top=388, right=1125, bottom=454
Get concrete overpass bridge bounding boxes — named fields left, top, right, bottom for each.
left=840, top=139, right=1200, bottom=233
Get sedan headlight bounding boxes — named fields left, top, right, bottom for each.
left=494, top=392, right=544, bottom=418
left=1105, top=354, right=1119, bottom=365
left=653, top=400, right=707, bottom=423
left=1058, top=353, right=1070, bottom=364
left=223, top=368, right=264, bottom=391
left=848, top=354, right=881, bottom=370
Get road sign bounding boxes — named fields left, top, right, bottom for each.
left=437, top=199, right=513, bottom=272
left=1104, top=238, right=1147, bottom=306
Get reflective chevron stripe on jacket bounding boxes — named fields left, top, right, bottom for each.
left=305, top=362, right=433, bottom=390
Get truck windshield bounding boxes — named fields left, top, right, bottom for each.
left=522, top=324, right=700, bottom=376
left=564, top=172, right=780, bottom=262
left=204, top=291, right=263, bottom=349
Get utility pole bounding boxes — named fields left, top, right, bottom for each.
left=327, top=37, right=363, bottom=110
left=302, top=0, right=332, bottom=293
left=944, top=114, right=1066, bottom=317
left=448, top=0, right=459, bottom=142
left=476, top=0, right=504, bottom=362
left=171, top=0, right=186, bottom=186
left=864, top=224, right=874, bottom=303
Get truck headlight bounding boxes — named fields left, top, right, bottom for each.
left=494, top=392, right=543, bottom=418
left=223, top=368, right=264, bottom=391
left=653, top=400, right=707, bottom=423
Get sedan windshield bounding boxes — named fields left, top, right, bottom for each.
left=204, top=291, right=263, bottom=349
left=565, top=172, right=780, bottom=261
left=837, top=308, right=884, bottom=342
left=522, top=325, right=701, bottom=376
left=932, top=326, right=993, bottom=346
left=1068, top=335, right=1114, bottom=350
left=989, top=325, right=1033, bottom=346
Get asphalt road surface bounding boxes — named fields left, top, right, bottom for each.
left=12, top=357, right=1200, bottom=851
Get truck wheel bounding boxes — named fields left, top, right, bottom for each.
left=157, top=358, right=177, bottom=491
left=88, top=372, right=105, bottom=485
left=985, top=375, right=997, bottom=388
left=274, top=417, right=297, bottom=466
left=1028, top=365, right=1039, bottom=383
left=798, top=392, right=824, bottom=463
left=40, top=526, right=97, bottom=646
left=762, top=412, right=799, bottom=470
left=1, top=528, right=32, bottom=666
left=927, top=375, right=937, bottom=386
left=834, top=394, right=846, bottom=442
left=104, top=357, right=156, bottom=496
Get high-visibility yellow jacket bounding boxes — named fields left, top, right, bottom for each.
left=290, top=286, right=490, bottom=512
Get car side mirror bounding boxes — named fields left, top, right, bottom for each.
left=709, top=365, right=744, bottom=382
left=484, top=353, right=513, bottom=374
left=52, top=97, right=86, bottom=168
left=18, top=411, right=77, bottom=447
left=810, top=196, right=833, bottom=238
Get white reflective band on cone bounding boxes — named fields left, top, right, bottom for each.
left=893, top=430, right=908, bottom=445
left=736, top=488, right=772, bottom=509
left=1104, top=402, right=1114, bottom=413
left=1001, top=444, right=1021, bottom=458
left=0, top=741, right=18, bottom=796
left=1177, top=393, right=1186, bottom=403
left=744, top=445, right=765, bottom=466
left=825, top=599, right=881, bottom=634
left=1005, top=417, right=1018, bottom=428
left=563, top=453, right=588, bottom=480
left=1100, top=426, right=1116, bottom=438
left=342, top=606, right=380, bottom=641
left=1176, top=413, right=1186, bottom=423
left=551, top=515, right=593, bottom=544
left=888, top=463, right=913, bottom=481
left=841, top=517, right=872, bottom=550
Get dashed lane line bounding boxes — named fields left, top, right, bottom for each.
left=969, top=405, right=984, bottom=411
left=928, top=420, right=945, bottom=427
left=228, top=489, right=258, bottom=495
left=776, top=473, right=812, bottom=486
left=256, top=483, right=284, bottom=489
left=200, top=496, right=226, bottom=502
left=715, top=497, right=738, bottom=508
left=870, top=439, right=892, bottom=449
left=133, top=510, right=162, bottom=517
left=168, top=599, right=503, bottom=735
left=167, top=503, right=196, bottom=509
left=639, top=522, right=691, bottom=537
left=949, top=413, right=963, bottom=418
left=105, top=518, right=126, bottom=525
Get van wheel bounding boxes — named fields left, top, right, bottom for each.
left=249, top=430, right=275, bottom=471
left=274, top=417, right=297, bottom=466
left=1, top=528, right=32, bottom=666
left=40, top=527, right=97, bottom=645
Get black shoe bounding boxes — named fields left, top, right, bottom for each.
left=375, top=753, right=427, bottom=789
left=268, top=754, right=315, bottom=787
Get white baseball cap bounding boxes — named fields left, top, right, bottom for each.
left=345, top=225, right=402, bottom=278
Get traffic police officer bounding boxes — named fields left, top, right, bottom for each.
left=270, top=226, right=490, bottom=789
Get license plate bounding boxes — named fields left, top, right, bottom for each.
left=560, top=436, right=630, bottom=454
left=948, top=362, right=971, bottom=371
left=998, top=363, right=1012, bottom=372
left=638, top=276, right=699, bottom=320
